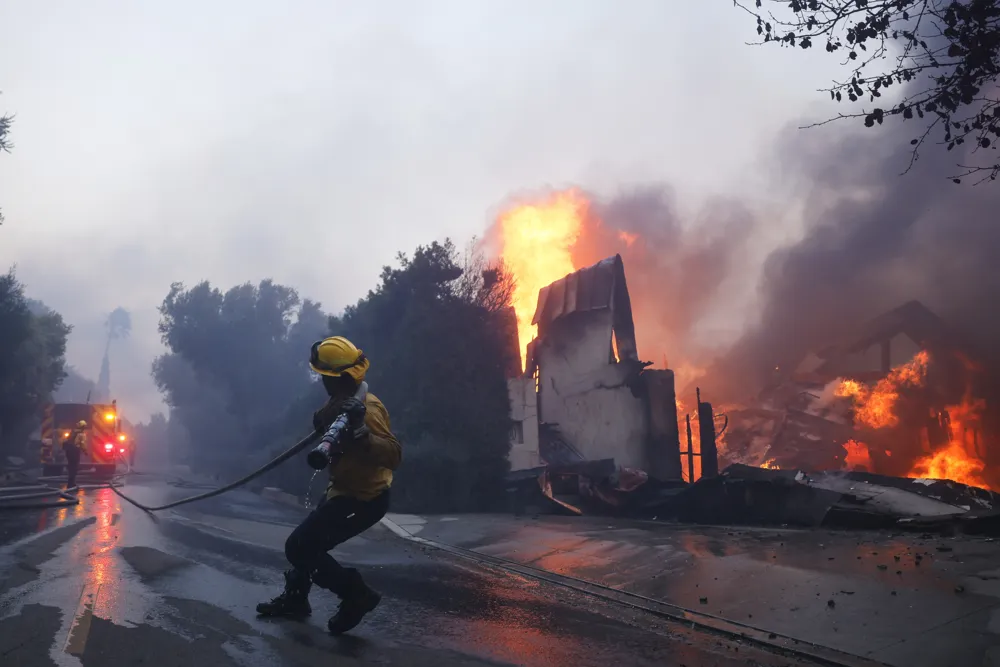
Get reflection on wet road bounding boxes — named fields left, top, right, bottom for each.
left=0, top=476, right=812, bottom=667
left=397, top=512, right=1000, bottom=667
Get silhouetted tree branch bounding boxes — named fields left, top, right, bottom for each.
left=738, top=0, right=1000, bottom=183
left=0, top=92, right=13, bottom=224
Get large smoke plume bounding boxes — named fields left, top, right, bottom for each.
left=571, top=187, right=757, bottom=383
left=705, top=121, right=1000, bottom=403
left=494, top=122, right=1000, bottom=407
left=489, top=73, right=1000, bottom=412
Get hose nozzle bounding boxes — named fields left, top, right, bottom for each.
left=306, top=381, right=369, bottom=471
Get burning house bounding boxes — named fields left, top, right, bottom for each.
left=720, top=300, right=996, bottom=487
left=490, top=189, right=999, bottom=526
left=506, top=255, right=688, bottom=503
left=501, top=256, right=999, bottom=527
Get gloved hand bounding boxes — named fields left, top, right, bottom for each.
left=313, top=399, right=342, bottom=435
left=340, top=397, right=369, bottom=441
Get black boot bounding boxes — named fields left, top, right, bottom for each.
left=326, top=570, right=381, bottom=635
left=256, top=569, right=312, bottom=619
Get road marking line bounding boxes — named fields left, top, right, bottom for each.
left=64, top=582, right=101, bottom=656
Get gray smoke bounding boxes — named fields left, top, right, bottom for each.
left=561, top=185, right=758, bottom=380
left=703, top=117, right=1000, bottom=402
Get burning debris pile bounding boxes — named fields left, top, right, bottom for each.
left=488, top=188, right=998, bottom=529
left=721, top=301, right=997, bottom=493
left=666, top=464, right=999, bottom=532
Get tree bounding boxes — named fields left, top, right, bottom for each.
left=96, top=307, right=131, bottom=400
left=153, top=279, right=328, bottom=470
left=0, top=93, right=11, bottom=225
left=53, top=366, right=98, bottom=403
left=133, top=412, right=191, bottom=467
left=740, top=0, right=1000, bottom=182
left=328, top=240, right=517, bottom=511
left=150, top=247, right=518, bottom=508
left=0, top=273, right=71, bottom=453
left=454, top=237, right=517, bottom=314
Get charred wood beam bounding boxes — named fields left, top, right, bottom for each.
left=643, top=369, right=682, bottom=481
left=698, top=388, right=719, bottom=478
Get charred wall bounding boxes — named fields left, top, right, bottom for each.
left=535, top=309, right=649, bottom=470
left=508, top=375, right=541, bottom=471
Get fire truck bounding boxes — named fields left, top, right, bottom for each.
left=40, top=400, right=129, bottom=478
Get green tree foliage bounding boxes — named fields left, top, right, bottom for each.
left=0, top=93, right=11, bottom=225
left=133, top=412, right=188, bottom=467
left=328, top=240, right=516, bottom=512
left=151, top=243, right=516, bottom=510
left=740, top=0, right=1000, bottom=182
left=153, top=279, right=328, bottom=469
left=0, top=271, right=71, bottom=452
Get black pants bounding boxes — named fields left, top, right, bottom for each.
left=64, top=445, right=81, bottom=487
left=284, top=490, right=389, bottom=598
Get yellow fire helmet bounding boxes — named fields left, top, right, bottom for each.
left=310, top=336, right=369, bottom=382
left=76, top=420, right=88, bottom=429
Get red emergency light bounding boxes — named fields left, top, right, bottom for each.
left=104, top=443, right=114, bottom=452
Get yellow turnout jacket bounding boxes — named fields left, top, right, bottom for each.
left=316, top=392, right=402, bottom=501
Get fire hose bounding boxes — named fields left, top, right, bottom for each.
left=0, top=382, right=368, bottom=513
left=0, top=459, right=131, bottom=510
left=106, top=381, right=368, bottom=513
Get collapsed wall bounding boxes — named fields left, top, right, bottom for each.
left=508, top=254, right=682, bottom=480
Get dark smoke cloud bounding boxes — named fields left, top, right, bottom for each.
left=703, top=115, right=1000, bottom=403
left=568, top=185, right=757, bottom=375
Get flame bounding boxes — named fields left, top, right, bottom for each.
left=834, top=351, right=929, bottom=429
left=833, top=350, right=993, bottom=491
left=842, top=439, right=873, bottom=472
left=498, top=191, right=586, bottom=369
left=760, top=458, right=779, bottom=469
left=675, top=398, right=703, bottom=482
left=909, top=389, right=989, bottom=489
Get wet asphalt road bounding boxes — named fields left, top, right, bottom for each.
left=0, top=474, right=818, bottom=667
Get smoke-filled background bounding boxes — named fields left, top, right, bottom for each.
left=483, top=122, right=1000, bottom=405
left=712, top=126, right=1000, bottom=401
left=0, top=1, right=845, bottom=423
left=2, top=1, right=1000, bottom=498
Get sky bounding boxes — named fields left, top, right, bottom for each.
left=0, top=1, right=846, bottom=420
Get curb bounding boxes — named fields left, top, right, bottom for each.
left=379, top=516, right=889, bottom=667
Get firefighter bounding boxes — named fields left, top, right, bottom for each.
left=63, top=420, right=87, bottom=490
left=257, top=336, right=402, bottom=635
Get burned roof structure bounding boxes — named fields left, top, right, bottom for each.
left=507, top=254, right=682, bottom=492
left=724, top=300, right=993, bottom=478
left=521, top=254, right=639, bottom=376
left=794, top=300, right=969, bottom=383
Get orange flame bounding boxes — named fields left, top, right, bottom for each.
left=498, top=191, right=586, bottom=369
left=909, top=389, right=989, bottom=489
left=842, top=439, right=873, bottom=472
left=834, top=351, right=929, bottom=429
left=834, top=350, right=993, bottom=491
